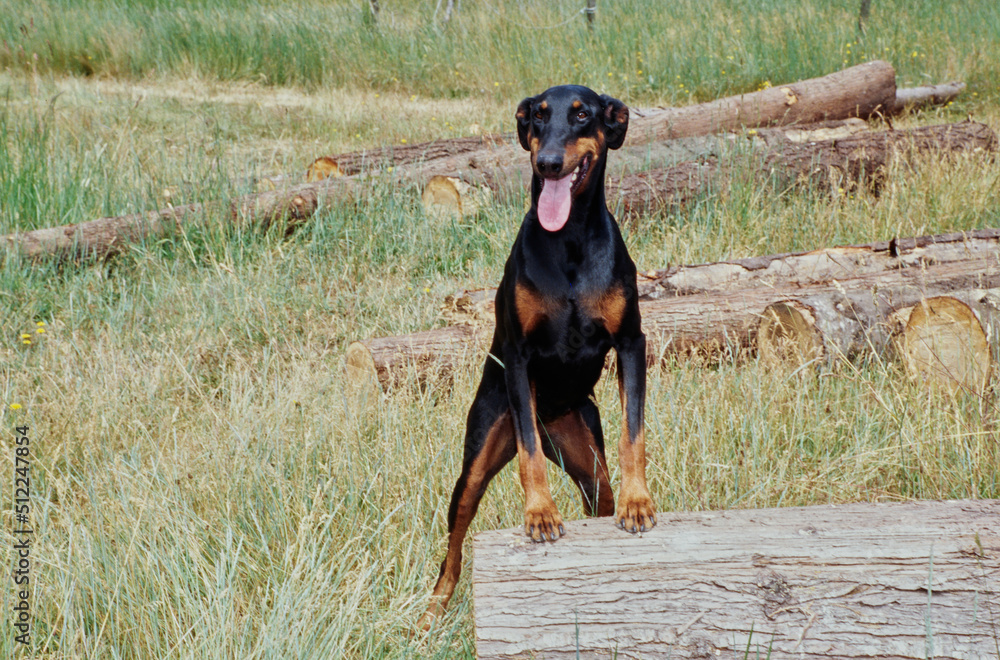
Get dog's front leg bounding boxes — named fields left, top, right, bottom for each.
left=503, top=347, right=564, bottom=542
left=615, top=333, right=657, bottom=533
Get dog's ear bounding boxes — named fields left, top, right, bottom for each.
left=515, top=96, right=535, bottom=151
left=600, top=95, right=629, bottom=150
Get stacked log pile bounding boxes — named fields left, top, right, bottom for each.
left=348, top=229, right=1000, bottom=393
left=1, top=61, right=979, bottom=259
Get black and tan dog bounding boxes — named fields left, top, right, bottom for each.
left=419, top=85, right=655, bottom=629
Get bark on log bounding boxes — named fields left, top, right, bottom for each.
left=892, top=81, right=966, bottom=115
left=471, top=499, right=1000, bottom=660
left=420, top=121, right=995, bottom=220
left=611, top=120, right=996, bottom=218
left=899, top=291, right=1000, bottom=392
left=308, top=77, right=954, bottom=179
left=624, top=60, right=895, bottom=144
left=350, top=255, right=1000, bottom=390
left=443, top=227, right=1000, bottom=322
left=0, top=176, right=372, bottom=259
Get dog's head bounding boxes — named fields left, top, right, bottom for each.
left=515, top=85, right=628, bottom=231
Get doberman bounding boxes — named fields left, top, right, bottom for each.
left=418, top=84, right=656, bottom=630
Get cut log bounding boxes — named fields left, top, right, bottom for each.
left=625, top=60, right=895, bottom=144
left=760, top=119, right=997, bottom=194
left=892, top=81, right=967, bottom=115
left=421, top=121, right=995, bottom=221
left=444, top=227, right=1000, bottom=323
left=611, top=120, right=996, bottom=218
left=0, top=174, right=374, bottom=259
left=352, top=256, right=1000, bottom=390
left=642, top=259, right=999, bottom=363
left=304, top=78, right=962, bottom=181
left=316, top=134, right=511, bottom=177
left=421, top=175, right=494, bottom=218
left=345, top=325, right=489, bottom=391
left=471, top=499, right=1000, bottom=660
left=899, top=291, right=1000, bottom=392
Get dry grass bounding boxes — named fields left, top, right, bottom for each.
left=1, top=5, right=999, bottom=656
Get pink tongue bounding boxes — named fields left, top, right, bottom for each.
left=537, top=173, right=573, bottom=232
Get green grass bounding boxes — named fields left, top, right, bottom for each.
left=1, top=0, right=1000, bottom=657
left=3, top=0, right=1000, bottom=104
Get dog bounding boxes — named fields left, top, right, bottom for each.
left=418, top=85, right=655, bottom=630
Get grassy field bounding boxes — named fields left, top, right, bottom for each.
left=1, top=0, right=999, bottom=657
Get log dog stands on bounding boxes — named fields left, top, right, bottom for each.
left=472, top=499, right=1000, bottom=659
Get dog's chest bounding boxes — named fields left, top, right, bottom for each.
left=514, top=281, right=625, bottom=346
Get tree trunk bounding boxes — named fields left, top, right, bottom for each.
left=893, top=81, right=966, bottom=114
left=421, top=121, right=995, bottom=219
left=471, top=499, right=1000, bottom=660
left=625, top=60, right=895, bottom=145
left=611, top=120, right=996, bottom=218
left=0, top=176, right=368, bottom=259
left=443, top=227, right=1000, bottom=322
left=349, top=254, right=1000, bottom=390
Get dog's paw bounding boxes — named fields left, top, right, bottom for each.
left=524, top=500, right=565, bottom=543
left=615, top=491, right=657, bottom=534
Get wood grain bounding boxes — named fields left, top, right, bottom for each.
left=472, top=499, right=1000, bottom=659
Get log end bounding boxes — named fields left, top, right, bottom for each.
left=421, top=175, right=493, bottom=218
left=306, top=156, right=343, bottom=182
left=756, top=301, right=823, bottom=369
left=902, top=296, right=991, bottom=392
left=345, top=340, right=383, bottom=404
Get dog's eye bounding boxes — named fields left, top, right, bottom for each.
left=576, top=111, right=589, bottom=121
left=534, top=111, right=543, bottom=120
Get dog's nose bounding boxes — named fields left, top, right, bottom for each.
left=536, top=152, right=564, bottom=177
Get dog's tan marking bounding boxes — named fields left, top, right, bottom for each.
left=418, top=413, right=514, bottom=630
left=582, top=284, right=627, bottom=335
left=615, top=377, right=656, bottom=533
left=515, top=282, right=550, bottom=335
left=518, top=392, right=563, bottom=542
left=542, top=412, right=615, bottom=516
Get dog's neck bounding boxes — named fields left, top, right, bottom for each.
left=527, top=153, right=610, bottom=236
left=521, top=155, right=616, bottom=293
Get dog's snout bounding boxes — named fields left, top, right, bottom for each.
left=535, top=151, right=564, bottom=177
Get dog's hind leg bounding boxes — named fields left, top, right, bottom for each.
left=538, top=401, right=615, bottom=517
left=418, top=368, right=515, bottom=631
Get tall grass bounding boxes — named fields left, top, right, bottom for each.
left=1, top=1, right=999, bottom=657
left=3, top=0, right=1000, bottom=104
